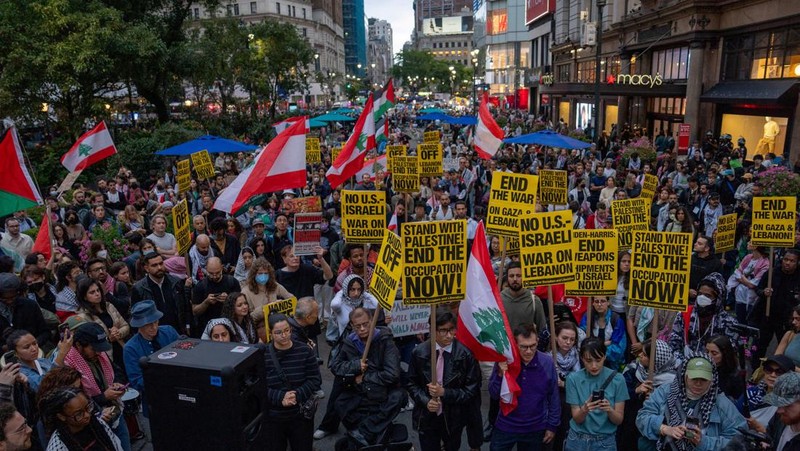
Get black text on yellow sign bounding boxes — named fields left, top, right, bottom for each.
left=629, top=231, right=691, bottom=313
left=518, top=210, right=576, bottom=287
left=538, top=169, right=568, bottom=205
left=612, top=198, right=650, bottom=251
left=565, top=229, right=619, bottom=296
left=417, top=143, right=443, bottom=177
left=306, top=138, right=321, bottom=164
left=401, top=220, right=467, bottom=305
left=172, top=199, right=192, bottom=255
left=639, top=174, right=659, bottom=201
left=714, top=213, right=738, bottom=253
left=423, top=131, right=440, bottom=143
left=341, top=190, right=386, bottom=244
left=370, top=230, right=403, bottom=311
left=751, top=196, right=797, bottom=247
left=263, top=297, right=297, bottom=342
left=385, top=145, right=407, bottom=173
left=190, top=150, right=215, bottom=180
left=486, top=172, right=539, bottom=238
left=331, top=146, right=342, bottom=163
left=176, top=159, right=191, bottom=194
left=392, top=155, right=419, bottom=193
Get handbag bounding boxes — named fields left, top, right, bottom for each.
left=268, top=344, right=318, bottom=420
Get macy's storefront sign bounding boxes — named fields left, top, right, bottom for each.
left=607, top=73, right=663, bottom=88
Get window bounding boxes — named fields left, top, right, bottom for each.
left=302, top=8, right=306, bottom=19
left=577, top=61, right=596, bottom=83
left=292, top=6, right=296, bottom=17
left=233, top=3, right=239, bottom=15
left=723, top=25, right=800, bottom=80
left=302, top=28, right=307, bottom=37
left=650, top=97, right=686, bottom=116
left=650, top=47, right=689, bottom=80
left=193, top=7, right=199, bottom=19
left=276, top=2, right=280, bottom=14
left=557, top=63, right=570, bottom=83
left=250, top=2, right=256, bottom=13
left=226, top=4, right=232, bottom=15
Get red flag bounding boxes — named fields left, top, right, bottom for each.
left=61, top=121, right=117, bottom=172
left=326, top=94, right=376, bottom=189
left=0, top=127, right=43, bottom=217
left=473, top=94, right=505, bottom=159
left=31, top=215, right=51, bottom=260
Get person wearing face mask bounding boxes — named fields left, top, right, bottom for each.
left=22, top=265, right=57, bottom=314
left=188, top=234, right=215, bottom=284
left=241, top=257, right=293, bottom=341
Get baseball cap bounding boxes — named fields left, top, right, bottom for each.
left=764, top=355, right=795, bottom=374
left=73, top=322, right=112, bottom=353
left=685, top=357, right=714, bottom=380
left=252, top=218, right=265, bottom=227
left=0, top=273, right=20, bottom=294
left=765, top=372, right=800, bottom=407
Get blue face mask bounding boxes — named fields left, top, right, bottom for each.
left=255, top=274, right=269, bottom=285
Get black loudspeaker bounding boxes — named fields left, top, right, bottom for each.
left=140, top=339, right=267, bottom=450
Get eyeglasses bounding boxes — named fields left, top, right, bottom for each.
left=272, top=328, right=291, bottom=337
left=66, top=402, right=94, bottom=422
left=436, top=328, right=455, bottom=336
left=8, top=422, right=30, bottom=436
left=352, top=322, right=370, bottom=331
left=518, top=344, right=536, bottom=352
left=764, top=366, right=787, bottom=376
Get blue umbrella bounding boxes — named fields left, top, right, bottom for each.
left=313, top=113, right=356, bottom=122
left=331, top=107, right=358, bottom=114
left=503, top=130, right=592, bottom=149
left=419, top=107, right=447, bottom=114
left=156, top=135, right=258, bottom=156
left=417, top=113, right=451, bottom=121
left=445, top=116, right=477, bottom=125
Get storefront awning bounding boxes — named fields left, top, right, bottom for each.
left=700, top=80, right=798, bottom=104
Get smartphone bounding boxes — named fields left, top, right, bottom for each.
left=684, top=417, right=700, bottom=438
left=591, top=390, right=605, bottom=402
left=58, top=323, right=69, bottom=340
left=2, top=351, right=17, bottom=366
left=116, top=383, right=130, bottom=391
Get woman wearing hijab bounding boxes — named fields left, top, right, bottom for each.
left=636, top=352, right=746, bottom=450
left=327, top=274, right=378, bottom=342
left=201, top=318, right=238, bottom=342
left=233, top=247, right=255, bottom=284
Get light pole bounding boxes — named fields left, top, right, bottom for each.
left=593, top=0, right=607, bottom=142
left=471, top=51, right=479, bottom=113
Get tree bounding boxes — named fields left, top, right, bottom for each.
left=392, top=49, right=470, bottom=93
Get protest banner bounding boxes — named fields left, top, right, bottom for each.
left=443, top=155, right=460, bottom=172
left=263, top=297, right=298, bottom=341
left=176, top=159, right=191, bottom=194
left=331, top=145, right=342, bottom=162
left=385, top=145, right=407, bottom=172
left=341, top=190, right=386, bottom=244
left=290, top=196, right=322, bottom=213
left=505, top=236, right=521, bottom=256
left=190, top=150, right=215, bottom=180
left=486, top=172, right=539, bottom=237
left=293, top=213, right=322, bottom=256
left=538, top=169, right=568, bottom=205
left=56, top=170, right=83, bottom=194
left=629, top=231, right=691, bottom=312
left=305, top=137, right=321, bottom=164
left=423, top=131, right=440, bottom=143
left=639, top=174, right=659, bottom=201
left=369, top=229, right=404, bottom=311
left=751, top=196, right=797, bottom=247
left=401, top=220, right=467, bottom=304
left=715, top=213, right=738, bottom=253
left=417, top=143, right=443, bottom=177
left=392, top=155, right=420, bottom=193
left=518, top=210, right=576, bottom=287
left=612, top=198, right=650, bottom=250
left=171, top=199, right=192, bottom=255
left=565, top=229, right=618, bottom=296
left=389, top=300, right=430, bottom=337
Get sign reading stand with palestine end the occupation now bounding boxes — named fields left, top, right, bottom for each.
left=751, top=196, right=797, bottom=247
left=612, top=198, right=650, bottom=250
left=629, top=231, right=692, bottom=312
left=341, top=190, right=385, bottom=244
left=401, top=220, right=467, bottom=305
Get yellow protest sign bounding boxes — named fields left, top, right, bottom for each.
left=629, top=231, right=691, bottom=312
left=612, top=198, right=650, bottom=250
left=639, top=174, right=659, bottom=201
left=751, top=196, right=797, bottom=247
left=306, top=137, right=321, bottom=164
left=341, top=190, right=386, bottom=243
left=401, top=220, right=467, bottom=304
left=370, top=230, right=403, bottom=311
left=176, top=159, right=191, bottom=194
left=171, top=199, right=192, bottom=255
left=417, top=143, right=443, bottom=177
left=486, top=172, right=538, bottom=237
left=331, top=145, right=342, bottom=162
left=190, top=150, right=215, bottom=180
left=423, top=131, right=440, bottom=143
left=565, top=229, right=618, bottom=296
left=385, top=145, right=407, bottom=173
left=392, top=156, right=420, bottom=193
left=505, top=236, right=521, bottom=256
left=518, top=210, right=576, bottom=287
left=262, top=297, right=298, bottom=341
left=538, top=169, right=568, bottom=205
left=714, top=213, right=737, bottom=253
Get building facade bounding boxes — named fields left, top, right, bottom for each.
left=343, top=0, right=367, bottom=78
left=413, top=0, right=475, bottom=66
left=368, top=18, right=394, bottom=87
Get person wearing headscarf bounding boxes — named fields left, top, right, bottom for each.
left=327, top=274, right=378, bottom=342
left=233, top=247, right=255, bottom=284
left=201, top=317, right=238, bottom=342
left=636, top=352, right=746, bottom=451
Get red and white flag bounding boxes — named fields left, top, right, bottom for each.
left=456, top=221, right=521, bottom=415
left=61, top=121, right=117, bottom=172
left=387, top=213, right=398, bottom=232
left=326, top=94, right=376, bottom=189
left=473, top=95, right=504, bottom=160
left=273, top=116, right=310, bottom=134
left=355, top=154, right=387, bottom=181
left=214, top=120, right=307, bottom=213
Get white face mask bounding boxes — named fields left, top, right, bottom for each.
left=97, top=250, right=108, bottom=259
left=696, top=294, right=714, bottom=307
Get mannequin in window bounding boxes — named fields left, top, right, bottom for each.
left=755, top=116, right=780, bottom=156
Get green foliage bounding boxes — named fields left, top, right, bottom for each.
left=392, top=49, right=471, bottom=93
left=621, top=137, right=657, bottom=168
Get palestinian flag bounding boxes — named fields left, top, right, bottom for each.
left=373, top=79, right=395, bottom=121
left=61, top=121, right=117, bottom=172
left=375, top=117, right=388, bottom=144
left=0, top=127, right=43, bottom=217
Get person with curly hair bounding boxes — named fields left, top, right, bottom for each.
left=241, top=258, right=293, bottom=341
left=38, top=388, right=122, bottom=451
left=220, top=292, right=258, bottom=344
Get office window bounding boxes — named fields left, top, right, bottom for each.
left=226, top=4, right=232, bottom=15
left=723, top=25, right=800, bottom=80
left=557, top=63, right=570, bottom=82
left=302, top=8, right=306, bottom=19
left=302, top=28, right=307, bottom=37
left=193, top=7, right=199, bottom=19
left=276, top=2, right=281, bottom=14
left=250, top=2, right=256, bottom=13
left=650, top=47, right=689, bottom=80
left=233, top=3, right=239, bottom=15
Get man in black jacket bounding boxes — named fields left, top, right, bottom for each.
left=130, top=252, right=192, bottom=336
left=689, top=235, right=723, bottom=303
left=751, top=249, right=800, bottom=366
left=0, top=273, right=51, bottom=349
left=407, top=310, right=481, bottom=451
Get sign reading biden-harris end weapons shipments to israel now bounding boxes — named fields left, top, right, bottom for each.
left=612, top=198, right=650, bottom=250
left=565, top=229, right=618, bottom=296
left=370, top=229, right=403, bottom=311
left=305, top=138, right=321, bottom=164
left=341, top=190, right=385, bottom=244
left=518, top=210, right=576, bottom=287
left=629, top=231, right=692, bottom=312
left=751, top=196, right=797, bottom=247
left=538, top=169, right=568, bottom=205
left=401, top=220, right=467, bottom=305
left=714, top=213, right=738, bottom=253
left=486, top=172, right=538, bottom=237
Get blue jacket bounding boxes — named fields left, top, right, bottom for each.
left=489, top=351, right=560, bottom=434
left=123, top=325, right=180, bottom=415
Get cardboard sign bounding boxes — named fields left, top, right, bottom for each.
left=293, top=213, right=322, bottom=256
left=389, top=300, right=430, bottom=337
left=369, top=229, right=404, bottom=311
left=190, top=150, right=215, bottom=180
left=392, top=156, right=420, bottom=193
left=263, top=297, right=298, bottom=341
left=290, top=196, right=322, bottom=213
left=56, top=170, right=84, bottom=194
left=714, top=213, right=737, bottom=253
left=385, top=145, right=407, bottom=173
left=401, top=220, right=467, bottom=304
left=612, top=198, right=650, bottom=251
left=751, top=196, right=797, bottom=247
left=306, top=138, right=321, bottom=164
left=486, top=172, right=539, bottom=237
left=176, top=159, right=191, bottom=194
left=518, top=210, right=576, bottom=287
left=639, top=174, right=659, bottom=201
left=331, top=145, right=342, bottom=162
left=171, top=199, right=192, bottom=255
left=423, top=131, right=440, bottom=143
left=565, top=229, right=619, bottom=296
left=629, top=231, right=691, bottom=312
left=341, top=190, right=386, bottom=244
left=417, top=143, right=443, bottom=177
left=538, top=169, right=568, bottom=205
left=443, top=156, right=460, bottom=172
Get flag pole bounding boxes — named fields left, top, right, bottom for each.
left=547, top=286, right=557, bottom=361
left=586, top=297, right=593, bottom=341
left=430, top=304, right=437, bottom=379
left=360, top=306, right=382, bottom=364
left=497, top=236, right=507, bottom=291
left=766, top=247, right=774, bottom=317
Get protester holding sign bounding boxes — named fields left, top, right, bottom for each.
left=579, top=297, right=627, bottom=370
left=241, top=257, right=294, bottom=341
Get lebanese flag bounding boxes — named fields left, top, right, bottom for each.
left=31, top=214, right=52, bottom=260
left=326, top=94, right=376, bottom=189
left=373, top=79, right=395, bottom=120
left=473, top=94, right=504, bottom=160
left=457, top=221, right=521, bottom=415
left=0, top=127, right=43, bottom=217
left=61, top=121, right=117, bottom=172
left=214, top=120, right=307, bottom=213
left=355, top=154, right=387, bottom=181
left=387, top=213, right=398, bottom=232
left=273, top=116, right=310, bottom=134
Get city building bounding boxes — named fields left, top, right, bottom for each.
left=368, top=18, right=394, bottom=87
left=343, top=0, right=367, bottom=78
left=413, top=0, right=475, bottom=66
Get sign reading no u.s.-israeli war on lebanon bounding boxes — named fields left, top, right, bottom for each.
left=612, top=198, right=650, bottom=250
left=370, top=229, right=404, bottom=311
left=751, top=196, right=797, bottom=247
left=341, top=190, right=385, bottom=244
left=639, top=174, right=659, bottom=201
left=538, top=169, right=568, bottom=205
left=518, top=210, right=576, bottom=287
left=486, top=172, right=539, bottom=237
left=629, top=231, right=692, bottom=312
left=305, top=138, right=321, bottom=164
left=417, top=143, right=443, bottom=177
left=401, top=220, right=467, bottom=305
left=392, top=156, right=420, bottom=193
left=714, top=213, right=738, bottom=253
left=423, top=131, right=440, bottom=143
left=176, top=159, right=191, bottom=194
left=565, top=229, right=619, bottom=296
left=190, top=150, right=216, bottom=180
left=172, top=199, right=192, bottom=256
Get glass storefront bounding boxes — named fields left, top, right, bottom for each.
left=720, top=114, right=789, bottom=158
left=559, top=101, right=571, bottom=127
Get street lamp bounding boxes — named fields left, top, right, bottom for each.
left=594, top=0, right=607, bottom=142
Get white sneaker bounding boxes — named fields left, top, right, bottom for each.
left=313, top=429, right=331, bottom=440
left=315, top=389, right=325, bottom=399
left=401, top=399, right=415, bottom=412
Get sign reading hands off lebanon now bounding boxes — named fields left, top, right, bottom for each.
left=370, top=229, right=403, bottom=311
left=751, top=196, right=796, bottom=247
left=401, top=220, right=467, bottom=305
left=629, top=231, right=691, bottom=312
left=341, top=190, right=385, bottom=244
